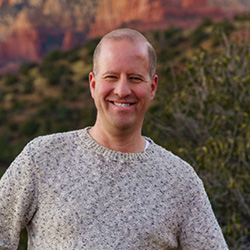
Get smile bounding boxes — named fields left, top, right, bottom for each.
left=113, top=102, right=132, bottom=107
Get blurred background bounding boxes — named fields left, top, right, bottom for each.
left=0, top=0, right=250, bottom=249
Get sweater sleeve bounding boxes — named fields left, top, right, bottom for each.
left=179, top=176, right=228, bottom=250
left=0, top=142, right=38, bottom=250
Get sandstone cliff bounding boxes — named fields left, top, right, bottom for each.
left=89, top=0, right=165, bottom=38
left=181, top=0, right=207, bottom=8
left=0, top=0, right=15, bottom=7
left=209, top=0, right=249, bottom=10
left=1, top=11, right=41, bottom=61
left=0, top=0, right=100, bottom=66
left=1, top=0, right=250, bottom=74
left=89, top=0, right=223, bottom=38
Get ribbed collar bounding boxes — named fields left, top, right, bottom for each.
left=78, top=127, right=156, bottom=163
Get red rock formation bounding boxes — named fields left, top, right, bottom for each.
left=1, top=0, right=250, bottom=75
left=5, top=28, right=41, bottom=61
left=0, top=0, right=16, bottom=8
left=0, top=11, right=41, bottom=63
left=0, top=0, right=15, bottom=7
left=62, top=30, right=78, bottom=50
left=0, top=42, right=7, bottom=60
left=181, top=0, right=207, bottom=8
left=89, top=0, right=223, bottom=37
left=209, top=0, right=245, bottom=11
left=89, top=0, right=165, bottom=38
left=0, top=0, right=5, bottom=7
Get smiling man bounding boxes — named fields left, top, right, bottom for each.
left=89, top=30, right=158, bottom=153
left=0, top=28, right=228, bottom=249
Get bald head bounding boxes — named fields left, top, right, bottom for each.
left=93, top=28, right=157, bottom=79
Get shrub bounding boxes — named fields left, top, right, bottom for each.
left=21, top=119, right=40, bottom=136
left=3, top=74, right=18, bottom=86
left=191, top=26, right=210, bottom=47
left=22, top=77, right=34, bottom=94
left=19, top=62, right=38, bottom=75
left=84, top=38, right=100, bottom=57
left=43, top=50, right=65, bottom=63
left=144, top=40, right=250, bottom=249
left=211, top=19, right=235, bottom=47
left=46, top=64, right=72, bottom=86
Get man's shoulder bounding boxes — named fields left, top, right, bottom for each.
left=28, top=128, right=85, bottom=152
left=149, top=140, right=201, bottom=182
left=147, top=139, right=181, bottom=163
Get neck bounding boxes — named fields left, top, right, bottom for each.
left=88, top=123, right=145, bottom=153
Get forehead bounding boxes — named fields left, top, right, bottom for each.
left=98, top=39, right=149, bottom=68
left=101, top=37, right=147, bottom=49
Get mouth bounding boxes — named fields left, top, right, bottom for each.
left=111, top=101, right=134, bottom=107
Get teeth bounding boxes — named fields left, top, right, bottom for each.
left=113, top=102, right=130, bottom=107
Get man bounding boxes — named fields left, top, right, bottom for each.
left=0, top=28, right=228, bottom=249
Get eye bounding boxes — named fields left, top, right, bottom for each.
left=129, top=76, right=143, bottom=83
left=105, top=75, right=118, bottom=81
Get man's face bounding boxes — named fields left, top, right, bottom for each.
left=89, top=39, right=158, bottom=132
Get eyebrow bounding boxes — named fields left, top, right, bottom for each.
left=102, top=71, right=118, bottom=75
left=102, top=71, right=146, bottom=78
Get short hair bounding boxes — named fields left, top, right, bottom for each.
left=93, top=28, right=157, bottom=79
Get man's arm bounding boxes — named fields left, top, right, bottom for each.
left=179, top=177, right=228, bottom=250
left=0, top=143, right=38, bottom=250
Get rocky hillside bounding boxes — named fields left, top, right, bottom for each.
left=209, top=0, right=250, bottom=10
left=1, top=15, right=250, bottom=249
left=0, top=0, right=250, bottom=74
left=89, top=0, right=224, bottom=37
left=0, top=0, right=101, bottom=74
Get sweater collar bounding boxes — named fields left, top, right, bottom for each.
left=78, top=127, right=156, bottom=163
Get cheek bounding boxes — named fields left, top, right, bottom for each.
left=94, top=82, right=113, bottom=102
left=134, top=85, right=152, bottom=101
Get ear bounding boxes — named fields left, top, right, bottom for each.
left=89, top=72, right=96, bottom=99
left=150, top=74, right=158, bottom=101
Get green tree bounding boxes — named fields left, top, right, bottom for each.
left=144, top=40, right=250, bottom=250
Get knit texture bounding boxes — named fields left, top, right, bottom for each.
left=0, top=127, right=228, bottom=250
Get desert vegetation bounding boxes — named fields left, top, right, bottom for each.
left=0, top=15, right=250, bottom=249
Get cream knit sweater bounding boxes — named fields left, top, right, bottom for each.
left=0, top=128, right=228, bottom=249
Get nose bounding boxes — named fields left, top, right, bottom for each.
left=113, top=76, right=131, bottom=97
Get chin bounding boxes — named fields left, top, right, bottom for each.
left=110, top=119, right=133, bottom=129
left=113, top=119, right=142, bottom=131
left=114, top=123, right=133, bottom=130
